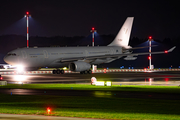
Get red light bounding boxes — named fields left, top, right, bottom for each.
left=148, top=56, right=151, bottom=60
left=0, top=77, right=3, bottom=80
left=149, top=36, right=152, bottom=39
left=26, top=12, right=29, bottom=15
left=47, top=107, right=51, bottom=114
left=164, top=78, right=169, bottom=82
left=104, top=69, right=106, bottom=73
left=92, top=27, right=95, bottom=30
left=164, top=50, right=168, bottom=53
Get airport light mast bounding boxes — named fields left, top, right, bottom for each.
left=90, top=27, right=97, bottom=71
left=148, top=36, right=153, bottom=69
left=24, top=12, right=31, bottom=48
left=90, top=27, right=96, bottom=47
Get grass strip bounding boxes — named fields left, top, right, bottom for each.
left=0, top=94, right=180, bottom=120
left=1, top=84, right=180, bottom=93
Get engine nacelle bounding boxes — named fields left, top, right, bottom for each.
left=124, top=56, right=137, bottom=60
left=69, top=61, right=91, bottom=72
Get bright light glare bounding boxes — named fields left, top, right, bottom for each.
left=13, top=75, right=27, bottom=81
left=47, top=107, right=51, bottom=114
left=63, top=67, right=67, bottom=70
left=16, top=65, right=24, bottom=72
left=106, top=81, right=112, bottom=86
left=95, top=81, right=105, bottom=86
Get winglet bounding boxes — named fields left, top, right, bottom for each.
left=167, top=46, right=176, bottom=53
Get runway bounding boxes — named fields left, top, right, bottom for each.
left=1, top=71, right=180, bottom=86
left=0, top=114, right=105, bottom=120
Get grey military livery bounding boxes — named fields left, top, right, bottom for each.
left=3, top=17, right=176, bottom=74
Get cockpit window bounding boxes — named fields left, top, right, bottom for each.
left=7, top=53, right=17, bottom=56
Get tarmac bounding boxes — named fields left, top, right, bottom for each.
left=0, top=114, right=106, bottom=120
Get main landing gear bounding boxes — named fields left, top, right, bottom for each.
left=52, top=69, right=65, bottom=74
left=80, top=70, right=92, bottom=74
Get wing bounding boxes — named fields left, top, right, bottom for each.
left=59, top=46, right=176, bottom=63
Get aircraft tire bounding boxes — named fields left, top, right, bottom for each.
left=60, top=70, right=65, bottom=74
left=53, top=70, right=56, bottom=74
left=88, top=70, right=92, bottom=74
left=56, top=70, right=61, bottom=74
left=84, top=71, right=88, bottom=74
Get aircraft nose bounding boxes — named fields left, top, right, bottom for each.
left=3, top=55, right=19, bottom=65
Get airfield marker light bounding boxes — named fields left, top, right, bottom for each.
left=104, top=68, right=106, bottom=73
left=95, top=81, right=105, bottom=86
left=91, top=77, right=97, bottom=85
left=106, top=81, right=112, bottom=86
left=164, top=50, right=168, bottom=53
left=47, top=107, right=51, bottom=114
left=148, top=56, right=151, bottom=60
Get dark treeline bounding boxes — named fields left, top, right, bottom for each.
left=0, top=35, right=179, bottom=68
left=0, top=34, right=179, bottom=51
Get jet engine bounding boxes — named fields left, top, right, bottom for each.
left=69, top=61, right=91, bottom=72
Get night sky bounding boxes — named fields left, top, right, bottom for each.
left=0, top=0, right=179, bottom=39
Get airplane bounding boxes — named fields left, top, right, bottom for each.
left=3, top=17, right=176, bottom=74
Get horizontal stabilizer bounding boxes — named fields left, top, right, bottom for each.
left=167, top=46, right=176, bottom=52
left=124, top=45, right=158, bottom=50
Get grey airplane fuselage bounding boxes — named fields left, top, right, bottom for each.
left=4, top=46, right=123, bottom=68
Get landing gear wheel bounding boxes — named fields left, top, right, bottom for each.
left=60, top=70, right=65, bottom=74
left=52, top=69, right=65, bottom=74
left=88, top=70, right=92, bottom=74
left=84, top=71, right=88, bottom=74
left=56, top=70, right=61, bottom=74
left=80, top=70, right=92, bottom=74
left=53, top=70, right=56, bottom=74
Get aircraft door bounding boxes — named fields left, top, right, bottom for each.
left=110, top=48, right=115, bottom=54
left=85, top=50, right=88, bottom=57
left=43, top=50, right=48, bottom=58
left=21, top=51, right=27, bottom=59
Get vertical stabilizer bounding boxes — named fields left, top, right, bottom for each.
left=108, top=17, right=134, bottom=48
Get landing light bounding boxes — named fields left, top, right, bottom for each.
left=16, top=65, right=24, bottom=73
left=63, top=67, right=67, bottom=70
